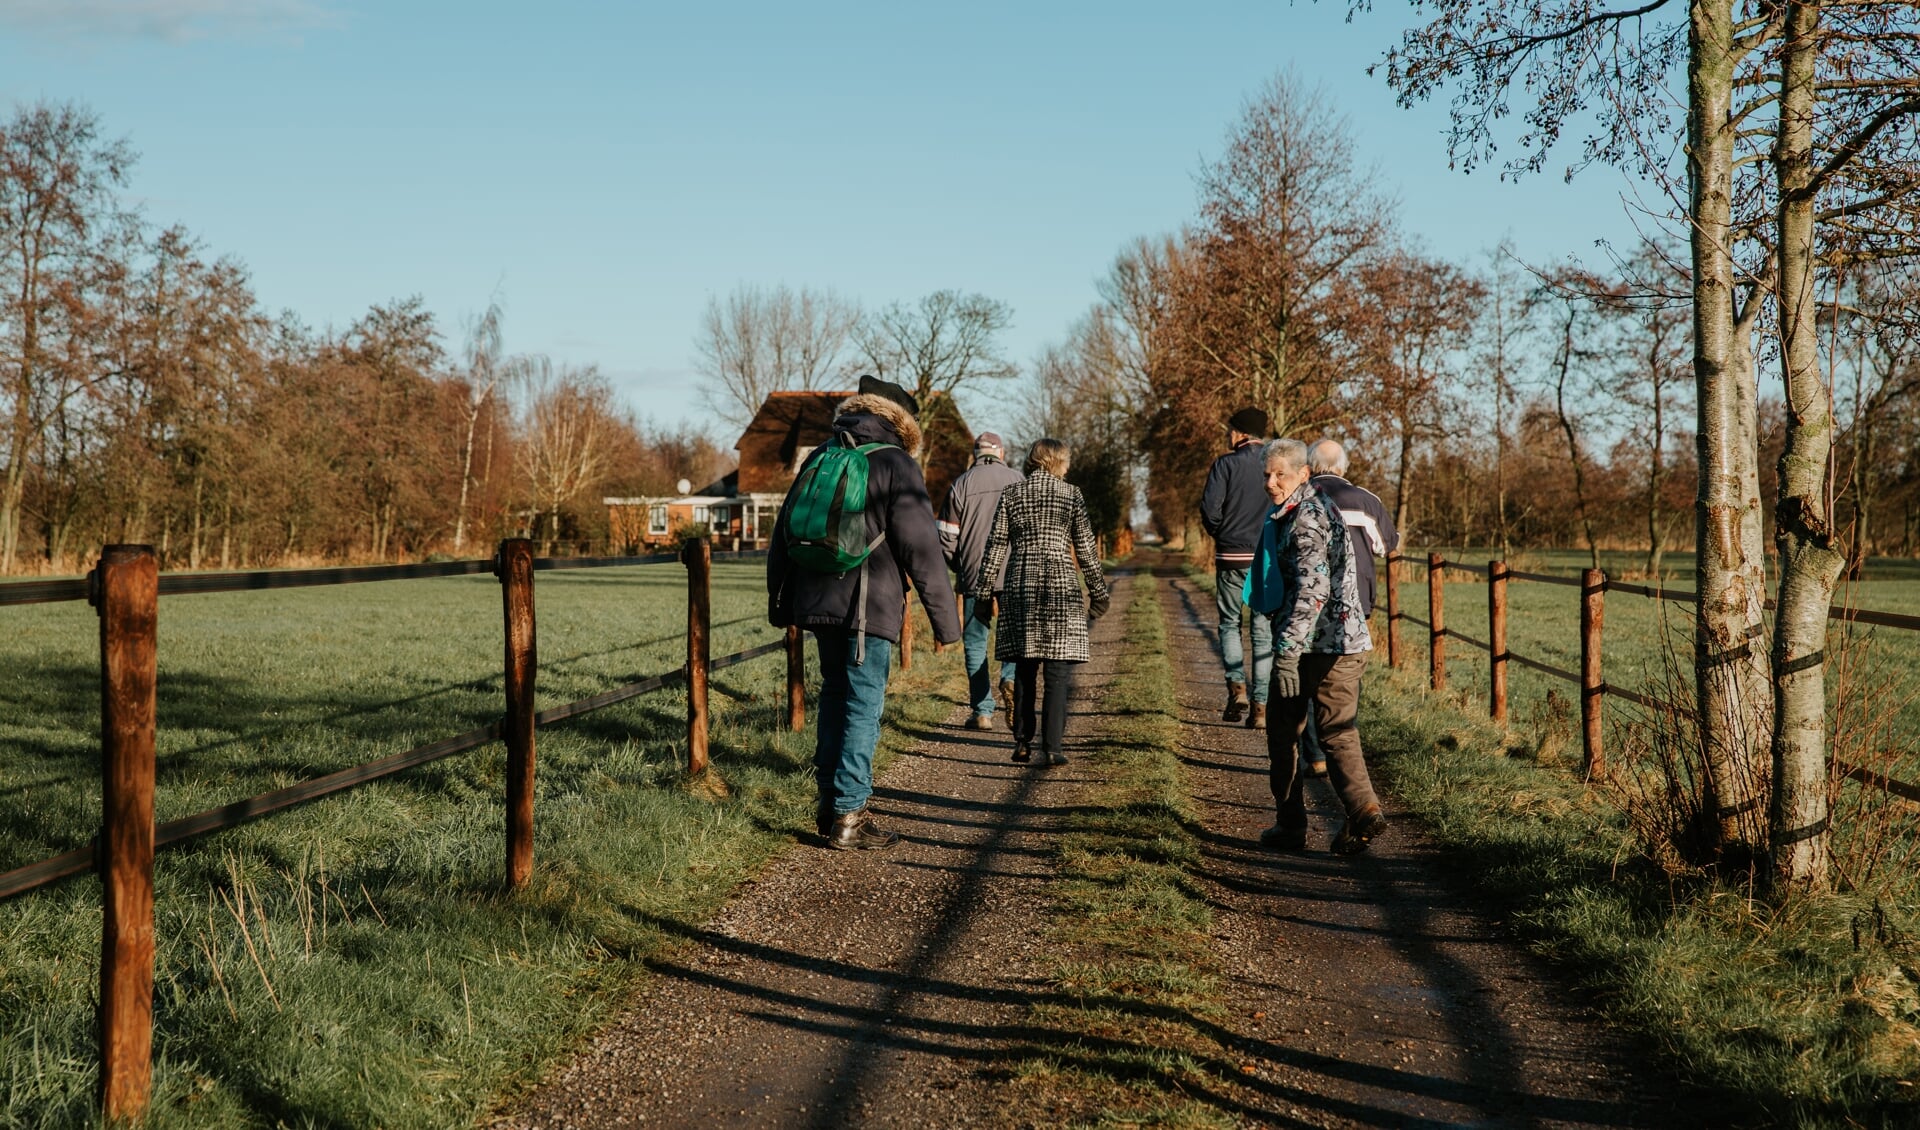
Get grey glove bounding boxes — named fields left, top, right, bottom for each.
left=1088, top=594, right=1111, bottom=621
left=1272, top=651, right=1302, bottom=700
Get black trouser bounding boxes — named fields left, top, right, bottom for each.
left=1013, top=658, right=1079, bottom=755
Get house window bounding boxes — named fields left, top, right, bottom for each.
left=648, top=504, right=668, bottom=535
left=692, top=506, right=710, bottom=526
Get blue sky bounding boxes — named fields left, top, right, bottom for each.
left=0, top=0, right=1662, bottom=440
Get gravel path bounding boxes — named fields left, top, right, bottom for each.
left=493, top=576, right=1137, bottom=1129
left=493, top=563, right=1700, bottom=1129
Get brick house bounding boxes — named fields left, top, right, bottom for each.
left=606, top=389, right=975, bottom=551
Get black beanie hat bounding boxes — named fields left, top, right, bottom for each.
left=858, top=374, right=920, bottom=418
left=1228, top=406, right=1269, bottom=436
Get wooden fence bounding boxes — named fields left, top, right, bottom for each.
left=0, top=536, right=806, bottom=1121
left=1385, top=550, right=1920, bottom=804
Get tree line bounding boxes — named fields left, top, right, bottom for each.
left=0, top=102, right=732, bottom=573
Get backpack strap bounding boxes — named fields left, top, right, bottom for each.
left=852, top=530, right=886, bottom=665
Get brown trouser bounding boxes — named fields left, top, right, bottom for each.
left=1268, top=651, right=1379, bottom=827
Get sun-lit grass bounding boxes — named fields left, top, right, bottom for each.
left=0, top=561, right=967, bottom=1128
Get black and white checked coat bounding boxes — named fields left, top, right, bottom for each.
left=972, top=469, right=1110, bottom=662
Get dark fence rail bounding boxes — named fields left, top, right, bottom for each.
left=0, top=537, right=799, bottom=1119
left=1386, top=551, right=1920, bottom=802
left=0, top=548, right=739, bottom=608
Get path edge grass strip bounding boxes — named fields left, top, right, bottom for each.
left=1016, top=568, right=1241, bottom=1127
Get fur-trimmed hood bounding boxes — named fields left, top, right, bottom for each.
left=834, top=392, right=922, bottom=457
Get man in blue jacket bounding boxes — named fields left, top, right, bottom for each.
left=768, top=375, right=963, bottom=851
left=1199, top=407, right=1274, bottom=728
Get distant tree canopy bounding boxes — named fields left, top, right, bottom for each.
left=0, top=100, right=729, bottom=570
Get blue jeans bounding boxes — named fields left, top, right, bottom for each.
left=1215, top=568, right=1273, bottom=704
left=963, top=597, right=1018, bottom=716
left=812, top=629, right=894, bottom=815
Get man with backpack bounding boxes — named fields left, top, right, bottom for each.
left=768, top=375, right=963, bottom=851
left=939, top=431, right=1023, bottom=731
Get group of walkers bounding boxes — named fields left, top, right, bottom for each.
left=765, top=377, right=1393, bottom=858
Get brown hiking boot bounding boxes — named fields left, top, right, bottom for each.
left=965, top=713, right=995, bottom=731
left=1258, top=823, right=1308, bottom=850
left=1331, top=807, right=1388, bottom=855
left=826, top=806, right=899, bottom=851
left=1223, top=682, right=1249, bottom=723
left=997, top=677, right=1017, bottom=718
left=1246, top=703, right=1267, bottom=730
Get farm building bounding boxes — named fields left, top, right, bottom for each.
left=606, top=388, right=974, bottom=551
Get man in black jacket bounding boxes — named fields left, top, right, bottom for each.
left=1199, top=406, right=1274, bottom=727
left=768, top=375, right=963, bottom=851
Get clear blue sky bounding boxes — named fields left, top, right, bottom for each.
left=0, top=0, right=1658, bottom=440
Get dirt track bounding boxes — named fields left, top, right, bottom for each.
left=494, top=564, right=1700, bottom=1128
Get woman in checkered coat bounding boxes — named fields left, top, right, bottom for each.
left=971, top=438, right=1111, bottom=764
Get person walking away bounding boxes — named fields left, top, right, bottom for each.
left=1248, top=438, right=1387, bottom=854
left=1296, top=438, right=1400, bottom=776
left=1200, top=407, right=1274, bottom=728
left=972, top=438, right=1110, bottom=766
left=768, top=375, right=963, bottom=851
left=939, top=431, right=1024, bottom=730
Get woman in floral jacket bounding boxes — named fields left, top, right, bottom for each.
left=1247, top=438, right=1387, bottom=854
left=972, top=438, right=1110, bottom=765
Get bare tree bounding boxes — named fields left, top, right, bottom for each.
left=694, top=283, right=861, bottom=430
left=0, top=100, right=136, bottom=570
left=853, top=289, right=1016, bottom=426
left=1187, top=70, right=1391, bottom=436
left=452, top=297, right=503, bottom=552
left=1351, top=246, right=1483, bottom=536
left=515, top=355, right=616, bottom=552
left=1366, top=0, right=1778, bottom=862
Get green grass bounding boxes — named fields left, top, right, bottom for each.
left=0, top=562, right=967, bottom=1128
left=1361, top=653, right=1920, bottom=1128
left=1004, top=567, right=1240, bottom=1129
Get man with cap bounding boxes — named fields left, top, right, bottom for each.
left=768, top=375, right=963, bottom=850
left=940, top=430, right=1024, bottom=730
left=1200, top=406, right=1275, bottom=728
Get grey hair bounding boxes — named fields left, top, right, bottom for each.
left=1024, top=437, right=1071, bottom=477
left=1307, top=439, right=1349, bottom=477
left=1262, top=438, right=1309, bottom=474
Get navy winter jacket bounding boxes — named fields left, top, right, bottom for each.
left=1199, top=439, right=1271, bottom=570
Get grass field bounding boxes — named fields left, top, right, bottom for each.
left=0, top=560, right=967, bottom=1128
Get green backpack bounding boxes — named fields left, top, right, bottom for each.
left=781, top=433, right=891, bottom=661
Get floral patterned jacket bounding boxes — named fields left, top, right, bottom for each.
left=1246, top=482, right=1373, bottom=657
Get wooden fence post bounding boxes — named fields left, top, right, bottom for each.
left=785, top=625, right=806, bottom=732
left=1428, top=553, right=1446, bottom=692
left=93, top=545, right=158, bottom=1122
left=1384, top=550, right=1401, bottom=669
left=1489, top=560, right=1509, bottom=723
left=497, top=538, right=537, bottom=889
left=684, top=536, right=711, bottom=774
left=1581, top=569, right=1606, bottom=780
